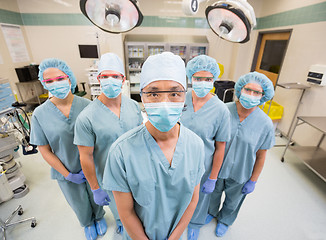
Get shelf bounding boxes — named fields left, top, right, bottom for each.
left=129, top=68, right=141, bottom=71
left=288, top=146, right=326, bottom=182
left=128, top=56, right=144, bottom=59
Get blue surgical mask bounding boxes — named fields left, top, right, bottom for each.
left=100, top=77, right=123, bottom=98
left=239, top=92, right=261, bottom=109
left=143, top=102, right=184, bottom=132
left=47, top=80, right=71, bottom=99
left=192, top=81, right=214, bottom=98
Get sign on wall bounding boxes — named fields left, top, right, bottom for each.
left=1, top=24, right=30, bottom=63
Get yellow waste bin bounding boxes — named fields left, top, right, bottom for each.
left=259, top=100, right=284, bottom=131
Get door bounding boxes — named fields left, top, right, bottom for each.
left=254, top=32, right=291, bottom=86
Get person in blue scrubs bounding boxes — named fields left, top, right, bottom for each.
left=30, top=58, right=104, bottom=240
left=207, top=72, right=275, bottom=237
left=74, top=53, right=143, bottom=235
left=181, top=55, right=231, bottom=240
left=103, top=52, right=205, bottom=240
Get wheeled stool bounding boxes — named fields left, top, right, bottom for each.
left=0, top=205, right=36, bottom=240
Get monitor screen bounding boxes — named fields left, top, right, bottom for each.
left=78, top=45, right=99, bottom=58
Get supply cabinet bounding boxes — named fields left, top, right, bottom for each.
left=86, top=68, right=101, bottom=100
left=124, top=35, right=209, bottom=101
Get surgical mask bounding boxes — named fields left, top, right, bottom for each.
left=100, top=77, right=123, bottom=98
left=192, top=81, right=214, bottom=98
left=143, top=101, right=184, bottom=132
left=239, top=92, right=261, bottom=109
left=46, top=80, right=71, bottom=99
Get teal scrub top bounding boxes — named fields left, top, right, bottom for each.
left=30, top=96, right=91, bottom=180
left=103, top=124, right=205, bottom=240
left=181, top=92, right=231, bottom=172
left=218, top=102, right=275, bottom=183
left=73, top=95, right=143, bottom=185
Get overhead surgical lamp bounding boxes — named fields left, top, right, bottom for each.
left=182, top=0, right=256, bottom=43
left=80, top=0, right=143, bottom=34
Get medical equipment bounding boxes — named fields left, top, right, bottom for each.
left=307, top=64, right=326, bottom=86
left=183, top=0, right=256, bottom=43
left=0, top=205, right=37, bottom=240
left=0, top=80, right=37, bottom=202
left=80, top=0, right=143, bottom=34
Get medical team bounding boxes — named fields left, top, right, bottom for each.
left=30, top=51, right=275, bottom=240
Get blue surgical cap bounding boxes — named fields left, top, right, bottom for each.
left=140, top=52, right=186, bottom=91
left=186, top=55, right=220, bottom=82
left=38, top=58, right=77, bottom=93
left=97, top=53, right=125, bottom=76
left=235, top=72, right=275, bottom=105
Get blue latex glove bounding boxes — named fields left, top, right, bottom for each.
left=242, top=180, right=256, bottom=194
left=65, top=170, right=86, bottom=184
left=92, top=188, right=111, bottom=206
left=201, top=178, right=217, bottom=194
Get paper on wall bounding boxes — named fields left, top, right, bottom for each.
left=1, top=24, right=30, bottom=63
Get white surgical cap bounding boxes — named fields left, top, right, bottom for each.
left=140, top=52, right=186, bottom=91
left=97, top=53, right=125, bottom=76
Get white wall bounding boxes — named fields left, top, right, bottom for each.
left=258, top=0, right=325, bottom=17
left=0, top=0, right=34, bottom=100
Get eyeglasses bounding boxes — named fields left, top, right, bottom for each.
left=242, top=87, right=264, bottom=96
left=42, top=75, right=69, bottom=84
left=192, top=76, right=214, bottom=82
left=97, top=74, right=124, bottom=81
left=141, top=90, right=186, bottom=102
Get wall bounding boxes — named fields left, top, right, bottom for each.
left=0, top=0, right=34, bottom=100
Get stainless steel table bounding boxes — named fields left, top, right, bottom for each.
left=276, top=83, right=310, bottom=138
left=281, top=116, right=326, bottom=182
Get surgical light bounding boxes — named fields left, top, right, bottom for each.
left=205, top=0, right=256, bottom=43
left=80, top=0, right=143, bottom=34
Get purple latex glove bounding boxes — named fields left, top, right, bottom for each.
left=65, top=170, right=86, bottom=184
left=242, top=180, right=257, bottom=194
left=92, top=188, right=111, bottom=206
left=201, top=178, right=217, bottom=194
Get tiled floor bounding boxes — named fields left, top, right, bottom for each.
left=1, top=136, right=326, bottom=240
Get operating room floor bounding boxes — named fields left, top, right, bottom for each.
left=1, top=136, right=326, bottom=240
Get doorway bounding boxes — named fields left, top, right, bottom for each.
left=251, top=31, right=292, bottom=86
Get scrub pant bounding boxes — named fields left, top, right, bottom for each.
left=208, top=178, right=247, bottom=226
left=107, top=190, right=122, bottom=227
left=189, top=172, right=212, bottom=229
left=57, top=179, right=105, bottom=227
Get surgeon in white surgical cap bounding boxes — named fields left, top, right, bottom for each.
left=74, top=53, right=143, bottom=237
left=103, top=52, right=205, bottom=240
